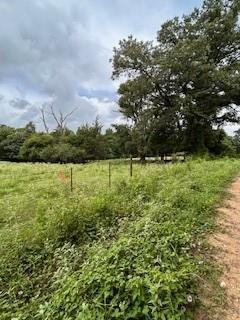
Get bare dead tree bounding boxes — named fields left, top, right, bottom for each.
left=40, top=103, right=77, bottom=135
left=48, top=104, right=77, bottom=135
left=39, top=106, right=49, bottom=133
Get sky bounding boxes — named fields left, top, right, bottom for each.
left=4, top=0, right=235, bottom=133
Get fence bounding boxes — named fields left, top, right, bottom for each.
left=0, top=154, right=186, bottom=194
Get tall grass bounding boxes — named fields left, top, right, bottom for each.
left=0, top=159, right=239, bottom=319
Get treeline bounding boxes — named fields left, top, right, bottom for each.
left=0, top=119, right=240, bottom=163
left=0, top=120, right=137, bottom=163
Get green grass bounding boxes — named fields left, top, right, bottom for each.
left=0, top=159, right=239, bottom=319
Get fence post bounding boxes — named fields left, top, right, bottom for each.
left=108, top=162, right=111, bottom=188
left=130, top=155, right=133, bottom=177
left=70, top=167, right=73, bottom=192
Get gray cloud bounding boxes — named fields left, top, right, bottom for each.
left=19, top=106, right=39, bottom=122
left=10, top=98, right=30, bottom=109
left=0, top=0, right=202, bottom=130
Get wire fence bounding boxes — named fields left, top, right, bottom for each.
left=0, top=155, right=186, bottom=195
left=0, top=158, right=137, bottom=195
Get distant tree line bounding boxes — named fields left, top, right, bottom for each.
left=0, top=119, right=239, bottom=163
left=0, top=119, right=139, bottom=163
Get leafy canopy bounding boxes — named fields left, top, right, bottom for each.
left=112, top=0, right=240, bottom=154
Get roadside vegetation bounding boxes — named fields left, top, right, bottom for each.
left=1, top=158, right=240, bottom=319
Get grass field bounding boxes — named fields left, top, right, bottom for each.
left=1, top=159, right=240, bottom=319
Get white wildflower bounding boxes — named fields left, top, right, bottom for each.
left=187, top=294, right=193, bottom=303
left=181, top=306, right=186, bottom=312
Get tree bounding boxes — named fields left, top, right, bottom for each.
left=112, top=0, right=240, bottom=155
left=220, top=135, right=236, bottom=156
left=39, top=104, right=77, bottom=135
left=40, top=143, right=85, bottom=163
left=206, top=128, right=236, bottom=155
left=75, top=119, right=107, bottom=161
left=233, top=128, right=240, bottom=153
left=20, top=133, right=54, bottom=162
left=0, top=123, right=38, bottom=161
left=0, top=127, right=31, bottom=161
left=105, top=124, right=136, bottom=158
left=25, top=121, right=36, bottom=135
left=0, top=125, right=15, bottom=160
left=40, top=107, right=49, bottom=133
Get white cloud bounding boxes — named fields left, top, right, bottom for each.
left=0, top=0, right=202, bottom=130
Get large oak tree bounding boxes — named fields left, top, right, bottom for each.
left=112, top=0, right=240, bottom=156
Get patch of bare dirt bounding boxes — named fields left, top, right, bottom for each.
left=197, top=178, right=240, bottom=319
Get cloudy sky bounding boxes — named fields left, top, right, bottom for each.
left=0, top=0, right=212, bottom=131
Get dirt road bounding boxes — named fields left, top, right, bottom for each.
left=209, top=178, right=240, bottom=319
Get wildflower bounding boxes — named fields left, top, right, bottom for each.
left=220, top=281, right=226, bottom=288
left=187, top=294, right=193, bottom=303
left=198, top=260, right=204, bottom=265
left=18, top=290, right=23, bottom=296
left=181, top=306, right=186, bottom=313
left=39, top=308, right=44, bottom=315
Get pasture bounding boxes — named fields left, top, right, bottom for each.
left=1, top=159, right=240, bottom=319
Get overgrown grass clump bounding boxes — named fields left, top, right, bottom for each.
left=0, top=159, right=239, bottom=319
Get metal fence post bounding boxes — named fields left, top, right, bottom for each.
left=108, top=162, right=111, bottom=188
left=70, top=167, right=73, bottom=191
left=130, top=155, right=133, bottom=177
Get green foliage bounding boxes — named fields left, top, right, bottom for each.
left=41, top=143, right=85, bottom=163
left=20, top=133, right=54, bottom=161
left=1, top=159, right=240, bottom=319
left=0, top=130, right=26, bottom=161
left=0, top=119, right=137, bottom=163
left=74, top=119, right=107, bottom=161
left=233, top=128, right=240, bottom=154
left=0, top=123, right=36, bottom=161
left=106, top=124, right=137, bottom=158
left=112, top=0, right=240, bottom=154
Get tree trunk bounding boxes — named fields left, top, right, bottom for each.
left=139, top=153, right=146, bottom=162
